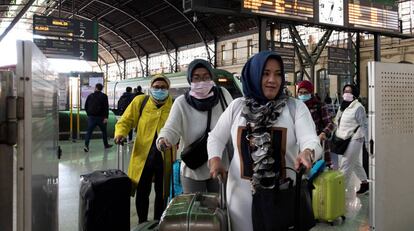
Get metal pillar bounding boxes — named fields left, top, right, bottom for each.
left=146, top=56, right=149, bottom=77
left=258, top=17, right=267, bottom=52
left=289, top=25, right=332, bottom=83
left=374, top=34, right=381, bottom=61
left=214, top=37, right=218, bottom=68
left=356, top=33, right=361, bottom=87
left=270, top=23, right=275, bottom=51
left=123, top=60, right=127, bottom=79
left=175, top=49, right=179, bottom=72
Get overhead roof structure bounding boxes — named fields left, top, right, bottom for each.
left=1, top=0, right=412, bottom=74
left=40, top=0, right=256, bottom=69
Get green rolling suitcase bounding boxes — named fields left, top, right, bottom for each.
left=312, top=170, right=346, bottom=224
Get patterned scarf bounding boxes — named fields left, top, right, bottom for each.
left=242, top=90, right=288, bottom=194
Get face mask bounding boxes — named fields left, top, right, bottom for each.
left=342, top=93, right=354, bottom=102
left=298, top=94, right=311, bottom=102
left=189, top=81, right=214, bottom=99
left=150, top=88, right=169, bottom=101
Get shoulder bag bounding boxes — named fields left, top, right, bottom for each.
left=331, top=115, right=360, bottom=155
left=180, top=110, right=212, bottom=169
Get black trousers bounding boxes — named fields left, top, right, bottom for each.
left=135, top=139, right=164, bottom=223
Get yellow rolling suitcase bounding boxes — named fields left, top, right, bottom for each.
left=312, top=170, right=346, bottom=224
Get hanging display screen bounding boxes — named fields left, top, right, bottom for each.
left=242, top=0, right=314, bottom=22
left=348, top=0, right=399, bottom=32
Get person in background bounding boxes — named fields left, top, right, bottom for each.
left=114, top=75, right=173, bottom=224
left=297, top=80, right=335, bottom=166
left=324, top=92, right=336, bottom=117
left=333, top=84, right=369, bottom=195
left=208, top=51, right=322, bottom=231
left=117, top=86, right=136, bottom=142
left=135, top=85, right=144, bottom=96
left=84, top=83, right=113, bottom=152
left=157, top=59, right=233, bottom=193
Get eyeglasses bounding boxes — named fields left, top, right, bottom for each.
left=152, top=86, right=168, bottom=90
left=192, top=75, right=212, bottom=82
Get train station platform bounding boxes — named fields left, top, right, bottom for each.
left=59, top=139, right=369, bottom=231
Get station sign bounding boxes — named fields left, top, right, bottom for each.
left=268, top=42, right=296, bottom=73
left=328, top=61, right=352, bottom=75
left=33, top=15, right=98, bottom=40
left=348, top=0, right=399, bottom=33
left=328, top=47, right=352, bottom=61
left=242, top=0, right=314, bottom=22
left=241, top=0, right=402, bottom=36
left=34, top=39, right=98, bottom=61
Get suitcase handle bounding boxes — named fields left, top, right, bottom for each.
left=217, top=174, right=232, bottom=231
left=117, top=144, right=124, bottom=171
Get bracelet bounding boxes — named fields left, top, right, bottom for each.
left=303, top=148, right=315, bottom=163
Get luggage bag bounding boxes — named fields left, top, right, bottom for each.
left=159, top=176, right=229, bottom=231
left=78, top=145, right=132, bottom=231
left=312, top=170, right=346, bottom=224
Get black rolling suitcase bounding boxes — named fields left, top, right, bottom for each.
left=79, top=145, right=131, bottom=231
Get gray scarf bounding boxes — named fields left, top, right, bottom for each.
left=242, top=92, right=288, bottom=194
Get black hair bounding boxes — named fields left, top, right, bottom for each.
left=137, top=85, right=142, bottom=92
left=95, top=83, right=103, bottom=91
left=342, top=84, right=359, bottom=98
left=126, top=87, right=132, bottom=92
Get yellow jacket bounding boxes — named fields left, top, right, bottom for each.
left=115, top=95, right=174, bottom=194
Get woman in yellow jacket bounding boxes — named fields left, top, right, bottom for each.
left=114, top=75, right=173, bottom=224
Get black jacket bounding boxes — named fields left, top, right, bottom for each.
left=85, top=91, right=109, bottom=118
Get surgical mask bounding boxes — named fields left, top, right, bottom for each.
left=298, top=94, right=311, bottom=102
left=150, top=88, right=169, bottom=101
left=190, top=81, right=215, bottom=99
left=342, top=93, right=354, bottom=102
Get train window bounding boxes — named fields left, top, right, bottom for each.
left=215, top=75, right=243, bottom=98
left=168, top=87, right=189, bottom=100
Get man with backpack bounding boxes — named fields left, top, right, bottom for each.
left=84, top=83, right=113, bottom=152
left=118, top=86, right=136, bottom=141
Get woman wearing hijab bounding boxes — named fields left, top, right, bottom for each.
left=297, top=80, right=335, bottom=166
left=334, top=84, right=369, bottom=194
left=208, top=51, right=322, bottom=231
left=157, top=59, right=233, bottom=193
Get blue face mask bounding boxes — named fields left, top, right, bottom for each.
left=150, top=88, right=169, bottom=101
left=298, top=94, right=311, bottom=102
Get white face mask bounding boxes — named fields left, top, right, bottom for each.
left=342, top=93, right=354, bottom=102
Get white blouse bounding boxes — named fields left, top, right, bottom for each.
left=207, top=97, right=322, bottom=231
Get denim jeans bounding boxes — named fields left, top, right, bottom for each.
left=84, top=116, right=109, bottom=147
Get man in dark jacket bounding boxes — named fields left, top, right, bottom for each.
left=134, top=85, right=144, bottom=96
left=117, top=86, right=135, bottom=141
left=84, top=83, right=113, bottom=152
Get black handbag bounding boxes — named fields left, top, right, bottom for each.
left=181, top=110, right=212, bottom=169
left=252, top=166, right=315, bottom=231
left=331, top=115, right=360, bottom=155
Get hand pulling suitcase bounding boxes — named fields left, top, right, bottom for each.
left=312, top=170, right=346, bottom=224
left=79, top=144, right=132, bottom=231
left=159, top=176, right=229, bottom=231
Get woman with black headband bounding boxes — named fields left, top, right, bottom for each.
left=334, top=84, right=369, bottom=195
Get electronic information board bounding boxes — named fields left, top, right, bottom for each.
left=33, top=15, right=98, bottom=40
left=34, top=39, right=98, bottom=61
left=241, top=0, right=401, bottom=34
left=242, top=0, right=314, bottom=22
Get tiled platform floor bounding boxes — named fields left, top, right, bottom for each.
left=59, top=139, right=368, bottom=231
